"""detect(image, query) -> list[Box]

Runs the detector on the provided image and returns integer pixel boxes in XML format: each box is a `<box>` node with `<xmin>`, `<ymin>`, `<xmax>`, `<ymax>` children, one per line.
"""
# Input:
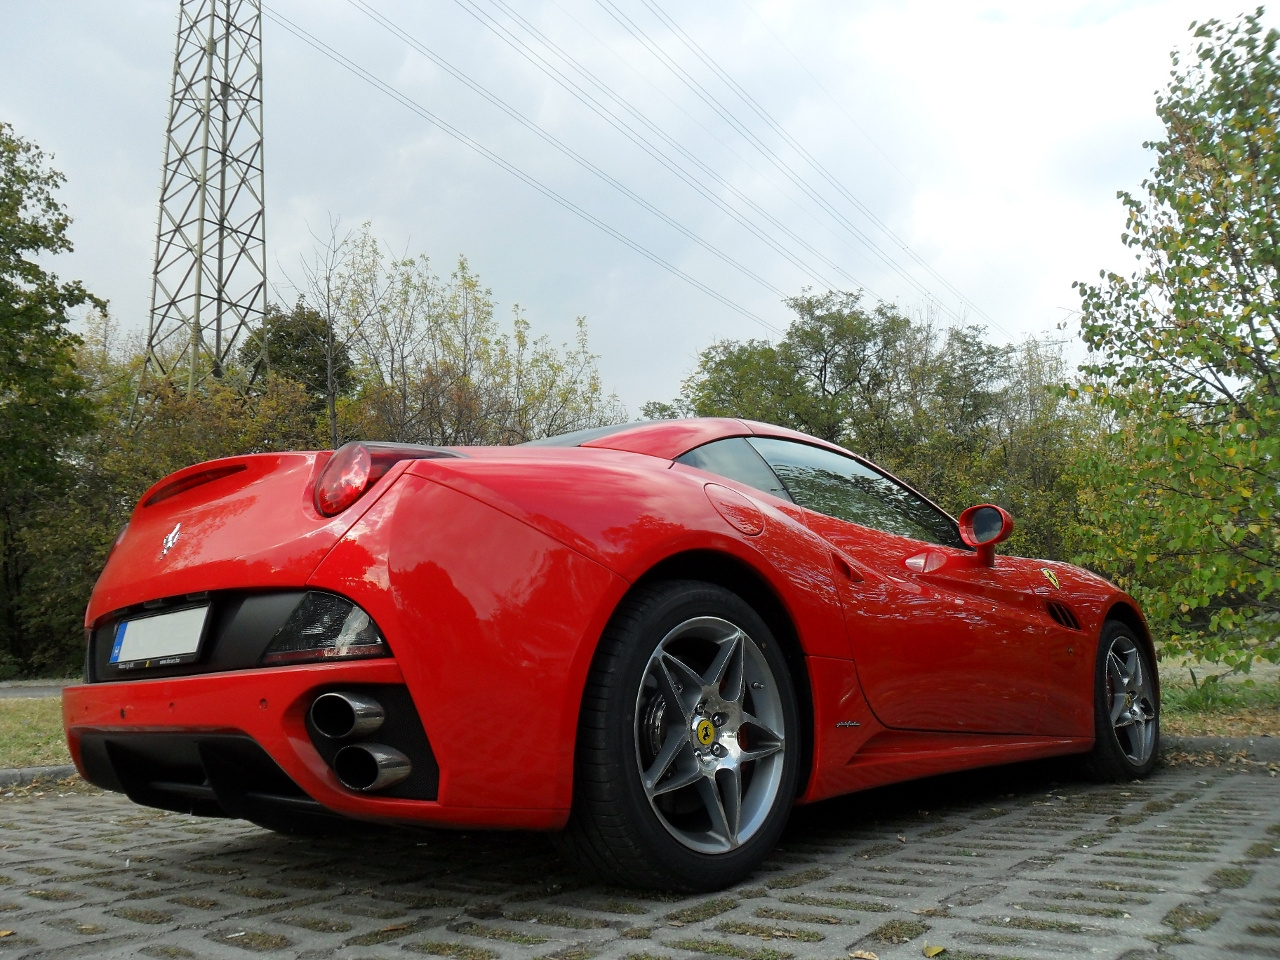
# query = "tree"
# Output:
<box><xmin>0</xmin><ymin>122</ymin><xmax>98</xmax><ymax>676</ymax></box>
<box><xmin>1075</xmin><ymin>11</ymin><xmax>1280</xmax><ymax>670</ymax></box>
<box><xmin>240</xmin><ymin>299</ymin><xmax>355</xmax><ymax>429</ymax></box>
<box><xmin>336</xmin><ymin>225</ymin><xmax>624</xmax><ymax>445</ymax></box>
<box><xmin>19</xmin><ymin>313</ymin><xmax>319</xmax><ymax>675</ymax></box>
<box><xmin>647</xmin><ymin>289</ymin><xmax>1091</xmax><ymax>562</ymax></box>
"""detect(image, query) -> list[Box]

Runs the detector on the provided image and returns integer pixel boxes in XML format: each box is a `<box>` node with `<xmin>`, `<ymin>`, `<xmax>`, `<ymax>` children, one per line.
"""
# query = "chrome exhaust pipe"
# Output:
<box><xmin>310</xmin><ymin>691</ymin><xmax>385</xmax><ymax>739</ymax></box>
<box><xmin>333</xmin><ymin>743</ymin><xmax>412</xmax><ymax>792</ymax></box>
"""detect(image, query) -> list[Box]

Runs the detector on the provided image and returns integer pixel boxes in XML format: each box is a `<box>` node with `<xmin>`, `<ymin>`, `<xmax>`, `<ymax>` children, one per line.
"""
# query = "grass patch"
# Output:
<box><xmin>1162</xmin><ymin>904</ymin><xmax>1220</xmax><ymax>932</ymax></box>
<box><xmin>668</xmin><ymin>937</ymin><xmax>790</xmax><ymax>959</ymax></box>
<box><xmin>1210</xmin><ymin>867</ymin><xmax>1253</xmax><ymax>889</ymax></box>
<box><xmin>278</xmin><ymin>915</ymin><xmax>352</xmax><ymax>933</ymax></box>
<box><xmin>753</xmin><ymin>907</ymin><xmax>843</xmax><ymax>925</ymax></box>
<box><xmin>450</xmin><ymin>922</ymin><xmax>548</xmax><ymax>945</ymax></box>
<box><xmin>407</xmin><ymin>943</ymin><xmax>499</xmax><ymax>960</ymax></box>
<box><xmin>0</xmin><ymin>698</ymin><xmax>70</xmax><ymax>768</ymax></box>
<box><xmin>779</xmin><ymin>894</ymin><xmax>889</xmax><ymax>913</ymax></box>
<box><xmin>763</xmin><ymin>868</ymin><xmax>829</xmax><ymax>889</ymax></box>
<box><xmin>1161</xmin><ymin>676</ymin><xmax>1280</xmax><ymax>736</ymax></box>
<box><xmin>504</xmin><ymin>909</ymin><xmax>609</xmax><ymax>930</ymax></box>
<box><xmin>714</xmin><ymin>921</ymin><xmax>824</xmax><ymax>942</ymax></box>
<box><xmin>979</xmin><ymin>915</ymin><xmax>1083</xmax><ymax>933</ymax></box>
<box><xmin>113</xmin><ymin>907</ymin><xmax>173</xmax><ymax>925</ymax></box>
<box><xmin>866</xmin><ymin>919</ymin><xmax>928</xmax><ymax>943</ymax></box>
<box><xmin>666</xmin><ymin>897</ymin><xmax>738</xmax><ymax>924</ymax></box>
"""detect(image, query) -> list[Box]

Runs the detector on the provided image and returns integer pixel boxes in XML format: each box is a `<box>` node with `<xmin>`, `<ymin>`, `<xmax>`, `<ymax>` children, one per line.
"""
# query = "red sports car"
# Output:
<box><xmin>64</xmin><ymin>418</ymin><xmax>1159</xmax><ymax>890</ymax></box>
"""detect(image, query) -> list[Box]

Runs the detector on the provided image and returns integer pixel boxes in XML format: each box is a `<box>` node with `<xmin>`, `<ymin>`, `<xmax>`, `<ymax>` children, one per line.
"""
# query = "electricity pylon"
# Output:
<box><xmin>143</xmin><ymin>0</ymin><xmax>267</xmax><ymax>394</ymax></box>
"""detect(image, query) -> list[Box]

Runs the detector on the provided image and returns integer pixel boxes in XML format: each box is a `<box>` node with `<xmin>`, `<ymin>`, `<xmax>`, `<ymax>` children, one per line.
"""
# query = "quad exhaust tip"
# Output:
<box><xmin>333</xmin><ymin>743</ymin><xmax>412</xmax><ymax>792</ymax></box>
<box><xmin>310</xmin><ymin>691</ymin><xmax>385</xmax><ymax>739</ymax></box>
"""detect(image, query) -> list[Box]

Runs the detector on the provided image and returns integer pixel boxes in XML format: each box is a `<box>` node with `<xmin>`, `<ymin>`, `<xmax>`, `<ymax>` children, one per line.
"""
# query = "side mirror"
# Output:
<box><xmin>958</xmin><ymin>504</ymin><xmax>1013</xmax><ymax>567</ymax></box>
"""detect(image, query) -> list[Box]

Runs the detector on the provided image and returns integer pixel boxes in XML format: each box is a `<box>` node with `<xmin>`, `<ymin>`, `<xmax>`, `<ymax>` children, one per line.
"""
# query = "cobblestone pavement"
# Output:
<box><xmin>0</xmin><ymin>760</ymin><xmax>1277</xmax><ymax>960</ymax></box>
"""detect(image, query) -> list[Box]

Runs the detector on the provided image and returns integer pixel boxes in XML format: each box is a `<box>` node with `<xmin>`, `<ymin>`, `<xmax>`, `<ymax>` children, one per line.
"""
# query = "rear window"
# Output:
<box><xmin>676</xmin><ymin>438</ymin><xmax>792</xmax><ymax>501</ymax></box>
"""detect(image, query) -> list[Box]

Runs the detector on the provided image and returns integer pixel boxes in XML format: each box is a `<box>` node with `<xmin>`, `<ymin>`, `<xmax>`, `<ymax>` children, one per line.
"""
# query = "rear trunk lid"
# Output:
<box><xmin>87</xmin><ymin>451</ymin><xmax>386</xmax><ymax>626</ymax></box>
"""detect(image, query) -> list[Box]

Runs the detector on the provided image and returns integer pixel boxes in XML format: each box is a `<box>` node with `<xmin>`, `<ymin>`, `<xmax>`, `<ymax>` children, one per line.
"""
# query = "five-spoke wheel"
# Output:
<box><xmin>1085</xmin><ymin>620</ymin><xmax>1160</xmax><ymax>780</ymax></box>
<box><xmin>635</xmin><ymin>616</ymin><xmax>787</xmax><ymax>854</ymax></box>
<box><xmin>563</xmin><ymin>581</ymin><xmax>799</xmax><ymax>890</ymax></box>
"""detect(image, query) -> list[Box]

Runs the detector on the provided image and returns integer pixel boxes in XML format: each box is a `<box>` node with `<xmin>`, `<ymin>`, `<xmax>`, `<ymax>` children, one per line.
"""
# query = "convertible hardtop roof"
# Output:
<box><xmin>525</xmin><ymin>417</ymin><xmax>852</xmax><ymax>462</ymax></box>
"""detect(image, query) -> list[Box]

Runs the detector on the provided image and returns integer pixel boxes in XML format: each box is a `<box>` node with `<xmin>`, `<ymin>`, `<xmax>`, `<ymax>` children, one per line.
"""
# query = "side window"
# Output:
<box><xmin>746</xmin><ymin>437</ymin><xmax>962</xmax><ymax>547</ymax></box>
<box><xmin>675</xmin><ymin>438</ymin><xmax>793</xmax><ymax>502</ymax></box>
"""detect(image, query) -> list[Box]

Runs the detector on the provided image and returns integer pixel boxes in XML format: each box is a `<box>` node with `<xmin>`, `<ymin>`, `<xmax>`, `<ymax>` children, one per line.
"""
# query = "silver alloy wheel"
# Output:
<box><xmin>633</xmin><ymin>616</ymin><xmax>786</xmax><ymax>854</ymax></box>
<box><xmin>1106</xmin><ymin>635</ymin><xmax>1157</xmax><ymax>764</ymax></box>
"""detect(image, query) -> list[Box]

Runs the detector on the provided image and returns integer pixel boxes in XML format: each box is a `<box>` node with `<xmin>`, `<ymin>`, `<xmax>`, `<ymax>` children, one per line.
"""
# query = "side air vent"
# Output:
<box><xmin>1046</xmin><ymin>601</ymin><xmax>1080</xmax><ymax>630</ymax></box>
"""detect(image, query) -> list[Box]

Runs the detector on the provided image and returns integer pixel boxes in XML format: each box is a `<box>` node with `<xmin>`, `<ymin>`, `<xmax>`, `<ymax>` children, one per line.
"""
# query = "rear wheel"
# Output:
<box><xmin>1083</xmin><ymin>620</ymin><xmax>1159</xmax><ymax>780</ymax></box>
<box><xmin>562</xmin><ymin>580</ymin><xmax>800</xmax><ymax>891</ymax></box>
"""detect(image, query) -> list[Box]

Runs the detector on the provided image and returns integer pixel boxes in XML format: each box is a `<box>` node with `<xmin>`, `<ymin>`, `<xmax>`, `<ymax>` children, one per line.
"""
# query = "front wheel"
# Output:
<box><xmin>561</xmin><ymin>580</ymin><xmax>800</xmax><ymax>891</ymax></box>
<box><xmin>1083</xmin><ymin>620</ymin><xmax>1159</xmax><ymax>780</ymax></box>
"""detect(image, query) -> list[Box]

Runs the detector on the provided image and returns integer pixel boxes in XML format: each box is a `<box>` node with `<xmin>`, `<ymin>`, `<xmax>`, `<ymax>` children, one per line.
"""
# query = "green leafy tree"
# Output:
<box><xmin>240</xmin><ymin>299</ymin><xmax>356</xmax><ymax>427</ymax></box>
<box><xmin>1075</xmin><ymin>11</ymin><xmax>1280</xmax><ymax>670</ymax></box>
<box><xmin>0</xmin><ymin>122</ymin><xmax>98</xmax><ymax>676</ymax></box>
<box><xmin>649</xmin><ymin>289</ymin><xmax>1091</xmax><ymax>561</ymax></box>
<box><xmin>19</xmin><ymin>314</ymin><xmax>319</xmax><ymax>675</ymax></box>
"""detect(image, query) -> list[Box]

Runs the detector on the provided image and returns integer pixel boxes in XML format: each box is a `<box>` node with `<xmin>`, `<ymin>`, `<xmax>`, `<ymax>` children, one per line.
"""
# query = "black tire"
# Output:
<box><xmin>1082</xmin><ymin>619</ymin><xmax>1160</xmax><ymax>781</ymax></box>
<box><xmin>560</xmin><ymin>580</ymin><xmax>801</xmax><ymax>891</ymax></box>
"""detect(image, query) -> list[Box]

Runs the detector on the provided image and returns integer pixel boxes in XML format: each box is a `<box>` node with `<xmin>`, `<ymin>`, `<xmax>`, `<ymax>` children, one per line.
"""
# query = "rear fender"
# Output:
<box><xmin>307</xmin><ymin>475</ymin><xmax>627</xmax><ymax>818</ymax></box>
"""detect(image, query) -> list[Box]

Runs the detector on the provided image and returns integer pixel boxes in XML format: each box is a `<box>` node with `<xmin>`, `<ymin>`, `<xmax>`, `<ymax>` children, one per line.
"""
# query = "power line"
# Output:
<box><xmin>592</xmin><ymin>0</ymin><xmax>973</xmax><ymax>325</ymax></box>
<box><xmin>451</xmin><ymin>0</ymin><xmax>883</xmax><ymax>298</ymax></box>
<box><xmin>736</xmin><ymin>0</ymin><xmax>919</xmax><ymax>192</ymax></box>
<box><xmin>261</xmin><ymin>4</ymin><xmax>785</xmax><ymax>336</ymax></box>
<box><xmin>639</xmin><ymin>0</ymin><xmax>998</xmax><ymax>329</ymax></box>
<box><xmin>347</xmin><ymin>0</ymin><xmax>789</xmax><ymax>300</ymax></box>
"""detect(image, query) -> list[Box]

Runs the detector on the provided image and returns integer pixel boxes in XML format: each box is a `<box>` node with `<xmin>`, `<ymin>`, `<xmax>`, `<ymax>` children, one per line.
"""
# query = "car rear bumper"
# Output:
<box><xmin>63</xmin><ymin>660</ymin><xmax>568</xmax><ymax>830</ymax></box>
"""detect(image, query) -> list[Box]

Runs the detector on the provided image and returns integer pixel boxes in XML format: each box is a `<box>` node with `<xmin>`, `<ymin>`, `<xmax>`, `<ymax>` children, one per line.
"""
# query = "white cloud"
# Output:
<box><xmin>1</xmin><ymin>0</ymin><xmax>1272</xmax><ymax>411</ymax></box>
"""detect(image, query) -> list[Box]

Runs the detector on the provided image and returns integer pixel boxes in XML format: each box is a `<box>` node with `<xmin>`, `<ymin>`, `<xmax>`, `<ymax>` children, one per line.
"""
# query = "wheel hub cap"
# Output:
<box><xmin>1106</xmin><ymin>635</ymin><xmax>1157</xmax><ymax>765</ymax></box>
<box><xmin>634</xmin><ymin>616</ymin><xmax>787</xmax><ymax>855</ymax></box>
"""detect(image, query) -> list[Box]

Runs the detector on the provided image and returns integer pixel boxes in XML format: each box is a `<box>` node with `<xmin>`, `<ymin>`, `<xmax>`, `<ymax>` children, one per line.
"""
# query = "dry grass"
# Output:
<box><xmin>0</xmin><ymin>698</ymin><xmax>70</xmax><ymax>769</ymax></box>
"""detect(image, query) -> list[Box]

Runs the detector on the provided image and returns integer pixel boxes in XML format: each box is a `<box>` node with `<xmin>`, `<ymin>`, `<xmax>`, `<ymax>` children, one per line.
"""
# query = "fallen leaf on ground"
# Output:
<box><xmin>923</xmin><ymin>946</ymin><xmax>945</xmax><ymax>958</ymax></box>
<box><xmin>849</xmin><ymin>951</ymin><xmax>878</xmax><ymax>960</ymax></box>
<box><xmin>0</xmin><ymin>932</ymin><xmax>13</xmax><ymax>938</ymax></box>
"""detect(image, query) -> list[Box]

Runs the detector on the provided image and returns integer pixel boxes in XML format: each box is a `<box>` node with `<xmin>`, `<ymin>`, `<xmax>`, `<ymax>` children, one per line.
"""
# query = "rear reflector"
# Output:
<box><xmin>260</xmin><ymin>592</ymin><xmax>389</xmax><ymax>666</ymax></box>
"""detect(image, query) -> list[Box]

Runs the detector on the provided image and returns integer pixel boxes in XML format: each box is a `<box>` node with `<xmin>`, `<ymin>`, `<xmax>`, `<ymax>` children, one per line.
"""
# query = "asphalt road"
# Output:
<box><xmin>0</xmin><ymin>757</ymin><xmax>1276</xmax><ymax>960</ymax></box>
<box><xmin>0</xmin><ymin>683</ymin><xmax>76</xmax><ymax>700</ymax></box>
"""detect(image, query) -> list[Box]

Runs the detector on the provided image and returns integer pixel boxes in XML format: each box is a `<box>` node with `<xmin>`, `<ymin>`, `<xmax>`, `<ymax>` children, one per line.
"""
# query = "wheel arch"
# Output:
<box><xmin>1102</xmin><ymin>600</ymin><xmax>1160</xmax><ymax>701</ymax></box>
<box><xmin>628</xmin><ymin>548</ymin><xmax>815</xmax><ymax>796</ymax></box>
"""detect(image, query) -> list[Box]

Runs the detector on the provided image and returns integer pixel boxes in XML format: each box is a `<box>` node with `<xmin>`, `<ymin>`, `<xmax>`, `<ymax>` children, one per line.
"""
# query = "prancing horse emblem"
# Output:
<box><xmin>1040</xmin><ymin>567</ymin><xmax>1060</xmax><ymax>590</ymax></box>
<box><xmin>162</xmin><ymin>523</ymin><xmax>182</xmax><ymax>558</ymax></box>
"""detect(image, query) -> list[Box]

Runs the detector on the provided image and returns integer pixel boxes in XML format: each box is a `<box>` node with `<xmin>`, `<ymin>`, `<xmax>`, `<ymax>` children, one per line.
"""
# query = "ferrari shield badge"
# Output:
<box><xmin>161</xmin><ymin>523</ymin><xmax>182</xmax><ymax>558</ymax></box>
<box><xmin>1040</xmin><ymin>567</ymin><xmax>1060</xmax><ymax>590</ymax></box>
<box><xmin>696</xmin><ymin>719</ymin><xmax>716</xmax><ymax>745</ymax></box>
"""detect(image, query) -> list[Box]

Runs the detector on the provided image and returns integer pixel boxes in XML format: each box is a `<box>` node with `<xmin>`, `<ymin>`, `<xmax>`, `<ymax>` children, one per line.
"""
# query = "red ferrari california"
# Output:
<box><xmin>64</xmin><ymin>417</ymin><xmax>1159</xmax><ymax>890</ymax></box>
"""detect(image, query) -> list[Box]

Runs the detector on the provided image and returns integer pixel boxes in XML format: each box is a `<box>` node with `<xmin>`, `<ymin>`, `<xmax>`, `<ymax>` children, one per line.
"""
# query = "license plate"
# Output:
<box><xmin>109</xmin><ymin>605</ymin><xmax>210</xmax><ymax>669</ymax></box>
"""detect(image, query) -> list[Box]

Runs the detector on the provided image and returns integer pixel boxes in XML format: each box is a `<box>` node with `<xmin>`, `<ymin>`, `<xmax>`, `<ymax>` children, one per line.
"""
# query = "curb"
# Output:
<box><xmin>1162</xmin><ymin>735</ymin><xmax>1280</xmax><ymax>763</ymax></box>
<box><xmin>0</xmin><ymin>765</ymin><xmax>78</xmax><ymax>789</ymax></box>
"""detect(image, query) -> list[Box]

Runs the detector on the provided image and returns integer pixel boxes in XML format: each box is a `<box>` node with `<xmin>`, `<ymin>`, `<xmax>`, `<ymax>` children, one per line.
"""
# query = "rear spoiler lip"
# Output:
<box><xmin>134</xmin><ymin>444</ymin><xmax>467</xmax><ymax>513</ymax></box>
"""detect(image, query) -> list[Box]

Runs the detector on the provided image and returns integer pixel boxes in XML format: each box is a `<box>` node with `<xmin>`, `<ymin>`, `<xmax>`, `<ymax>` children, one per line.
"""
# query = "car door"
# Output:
<box><xmin>745</xmin><ymin>437</ymin><xmax>1051</xmax><ymax>735</ymax></box>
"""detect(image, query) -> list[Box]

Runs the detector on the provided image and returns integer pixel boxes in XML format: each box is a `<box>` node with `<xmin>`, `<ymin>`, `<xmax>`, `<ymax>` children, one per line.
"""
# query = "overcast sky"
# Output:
<box><xmin>2</xmin><ymin>1</ymin><xmax>1274</xmax><ymax>412</ymax></box>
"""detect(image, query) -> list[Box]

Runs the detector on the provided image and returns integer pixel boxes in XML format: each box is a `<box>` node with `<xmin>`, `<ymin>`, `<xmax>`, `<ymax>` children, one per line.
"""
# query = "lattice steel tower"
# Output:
<box><xmin>145</xmin><ymin>0</ymin><xmax>266</xmax><ymax>392</ymax></box>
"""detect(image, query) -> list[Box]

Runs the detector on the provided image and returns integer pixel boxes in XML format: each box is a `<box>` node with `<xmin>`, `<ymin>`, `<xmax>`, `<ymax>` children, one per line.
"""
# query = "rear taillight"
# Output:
<box><xmin>260</xmin><ymin>592</ymin><xmax>389</xmax><ymax>665</ymax></box>
<box><xmin>313</xmin><ymin>441</ymin><xmax>463</xmax><ymax>516</ymax></box>
<box><xmin>315</xmin><ymin>443</ymin><xmax>373</xmax><ymax>516</ymax></box>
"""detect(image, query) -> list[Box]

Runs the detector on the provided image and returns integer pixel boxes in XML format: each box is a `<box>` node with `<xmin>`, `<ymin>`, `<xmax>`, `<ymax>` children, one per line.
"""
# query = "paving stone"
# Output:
<box><xmin>0</xmin><ymin>761</ymin><xmax>1276</xmax><ymax>958</ymax></box>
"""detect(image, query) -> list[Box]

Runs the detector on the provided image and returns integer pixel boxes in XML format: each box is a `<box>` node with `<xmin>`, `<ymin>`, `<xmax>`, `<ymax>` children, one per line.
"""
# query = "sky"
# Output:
<box><xmin>2</xmin><ymin>1</ymin><xmax>1275</xmax><ymax>413</ymax></box>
